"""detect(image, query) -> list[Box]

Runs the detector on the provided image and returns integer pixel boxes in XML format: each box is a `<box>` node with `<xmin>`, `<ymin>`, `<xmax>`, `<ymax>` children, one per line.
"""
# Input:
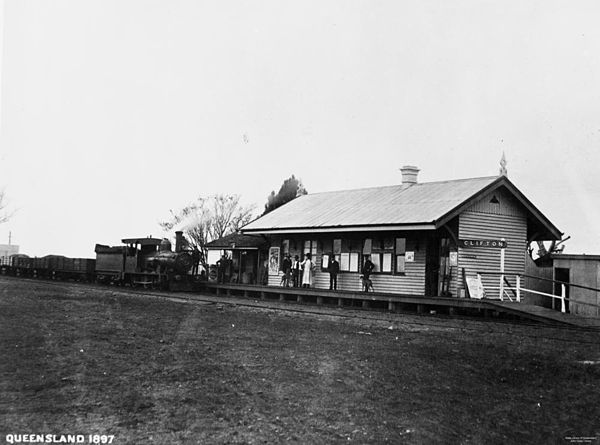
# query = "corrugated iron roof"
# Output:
<box><xmin>243</xmin><ymin>176</ymin><xmax>500</xmax><ymax>231</ymax></box>
<box><xmin>205</xmin><ymin>232</ymin><xmax>268</xmax><ymax>249</ymax></box>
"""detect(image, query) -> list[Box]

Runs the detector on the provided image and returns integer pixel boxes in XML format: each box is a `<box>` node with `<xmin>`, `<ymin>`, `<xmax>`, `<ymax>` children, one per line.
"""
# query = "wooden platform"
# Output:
<box><xmin>201</xmin><ymin>282</ymin><xmax>600</xmax><ymax>329</ymax></box>
<box><xmin>488</xmin><ymin>301</ymin><xmax>600</xmax><ymax>330</ymax></box>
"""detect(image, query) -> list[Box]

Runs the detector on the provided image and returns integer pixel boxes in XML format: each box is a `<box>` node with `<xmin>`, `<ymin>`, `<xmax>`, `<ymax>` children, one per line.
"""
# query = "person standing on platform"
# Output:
<box><xmin>281</xmin><ymin>253</ymin><xmax>292</xmax><ymax>287</ymax></box>
<box><xmin>362</xmin><ymin>255</ymin><xmax>375</xmax><ymax>292</ymax></box>
<box><xmin>292</xmin><ymin>255</ymin><xmax>301</xmax><ymax>287</ymax></box>
<box><xmin>216</xmin><ymin>253</ymin><xmax>227</xmax><ymax>283</ymax></box>
<box><xmin>328</xmin><ymin>255</ymin><xmax>340</xmax><ymax>290</ymax></box>
<box><xmin>191</xmin><ymin>246</ymin><xmax>201</xmax><ymax>276</ymax></box>
<box><xmin>300</xmin><ymin>253</ymin><xmax>314</xmax><ymax>288</ymax></box>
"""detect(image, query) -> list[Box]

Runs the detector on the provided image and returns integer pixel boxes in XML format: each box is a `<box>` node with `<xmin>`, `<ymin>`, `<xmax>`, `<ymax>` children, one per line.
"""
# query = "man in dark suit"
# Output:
<box><xmin>362</xmin><ymin>255</ymin><xmax>375</xmax><ymax>292</ymax></box>
<box><xmin>291</xmin><ymin>255</ymin><xmax>301</xmax><ymax>287</ymax></box>
<box><xmin>328</xmin><ymin>255</ymin><xmax>340</xmax><ymax>290</ymax></box>
<box><xmin>281</xmin><ymin>253</ymin><xmax>292</xmax><ymax>287</ymax></box>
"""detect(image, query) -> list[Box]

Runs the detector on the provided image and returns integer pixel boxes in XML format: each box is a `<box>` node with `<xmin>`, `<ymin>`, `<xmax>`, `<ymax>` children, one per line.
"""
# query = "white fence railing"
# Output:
<box><xmin>475</xmin><ymin>272</ymin><xmax>600</xmax><ymax>315</ymax></box>
<box><xmin>515</xmin><ymin>275</ymin><xmax>567</xmax><ymax>313</ymax></box>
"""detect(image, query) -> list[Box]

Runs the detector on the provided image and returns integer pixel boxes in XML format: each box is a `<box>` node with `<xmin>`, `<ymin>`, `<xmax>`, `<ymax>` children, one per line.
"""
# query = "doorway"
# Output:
<box><xmin>425</xmin><ymin>236</ymin><xmax>440</xmax><ymax>296</ymax></box>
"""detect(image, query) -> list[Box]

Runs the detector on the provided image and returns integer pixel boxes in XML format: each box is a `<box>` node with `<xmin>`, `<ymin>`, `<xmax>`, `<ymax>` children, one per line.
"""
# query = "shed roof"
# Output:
<box><xmin>205</xmin><ymin>232</ymin><xmax>268</xmax><ymax>250</ymax></box>
<box><xmin>242</xmin><ymin>175</ymin><xmax>562</xmax><ymax>240</ymax></box>
<box><xmin>121</xmin><ymin>237</ymin><xmax>163</xmax><ymax>246</ymax></box>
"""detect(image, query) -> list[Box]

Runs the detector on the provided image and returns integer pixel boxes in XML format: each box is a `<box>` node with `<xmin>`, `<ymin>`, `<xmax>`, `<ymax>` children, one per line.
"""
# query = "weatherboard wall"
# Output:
<box><xmin>458</xmin><ymin>187</ymin><xmax>528</xmax><ymax>300</ymax></box>
<box><xmin>267</xmin><ymin>235</ymin><xmax>426</xmax><ymax>295</ymax></box>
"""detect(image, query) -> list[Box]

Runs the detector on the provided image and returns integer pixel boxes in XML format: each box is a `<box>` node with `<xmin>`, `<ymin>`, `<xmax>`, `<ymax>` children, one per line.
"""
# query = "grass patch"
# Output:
<box><xmin>1</xmin><ymin>278</ymin><xmax>599</xmax><ymax>444</ymax></box>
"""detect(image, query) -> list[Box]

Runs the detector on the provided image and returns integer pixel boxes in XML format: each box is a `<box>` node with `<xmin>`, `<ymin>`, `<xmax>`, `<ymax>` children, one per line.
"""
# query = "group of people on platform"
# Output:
<box><xmin>279</xmin><ymin>253</ymin><xmax>314</xmax><ymax>288</ymax></box>
<box><xmin>279</xmin><ymin>252</ymin><xmax>375</xmax><ymax>292</ymax></box>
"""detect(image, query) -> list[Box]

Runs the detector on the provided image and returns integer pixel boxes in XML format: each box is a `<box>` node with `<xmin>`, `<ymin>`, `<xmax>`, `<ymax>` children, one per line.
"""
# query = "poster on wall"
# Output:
<box><xmin>449</xmin><ymin>251</ymin><xmax>458</xmax><ymax>266</ymax></box>
<box><xmin>268</xmin><ymin>247</ymin><xmax>280</xmax><ymax>275</ymax></box>
<box><xmin>321</xmin><ymin>254</ymin><xmax>330</xmax><ymax>272</ymax></box>
<box><xmin>405</xmin><ymin>251</ymin><xmax>415</xmax><ymax>262</ymax></box>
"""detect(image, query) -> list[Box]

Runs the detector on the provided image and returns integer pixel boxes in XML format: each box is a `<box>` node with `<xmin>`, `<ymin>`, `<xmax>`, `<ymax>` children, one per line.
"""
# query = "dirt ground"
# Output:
<box><xmin>1</xmin><ymin>277</ymin><xmax>599</xmax><ymax>444</ymax></box>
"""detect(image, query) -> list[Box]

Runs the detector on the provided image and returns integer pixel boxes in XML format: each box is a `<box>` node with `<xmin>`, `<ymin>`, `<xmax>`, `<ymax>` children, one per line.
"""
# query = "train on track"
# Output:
<box><xmin>0</xmin><ymin>231</ymin><xmax>201</xmax><ymax>290</ymax></box>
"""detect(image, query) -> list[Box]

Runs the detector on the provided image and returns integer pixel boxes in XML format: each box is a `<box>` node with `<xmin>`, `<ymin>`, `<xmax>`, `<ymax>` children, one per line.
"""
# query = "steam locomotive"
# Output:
<box><xmin>3</xmin><ymin>231</ymin><xmax>199</xmax><ymax>290</ymax></box>
<box><xmin>95</xmin><ymin>231</ymin><xmax>196</xmax><ymax>289</ymax></box>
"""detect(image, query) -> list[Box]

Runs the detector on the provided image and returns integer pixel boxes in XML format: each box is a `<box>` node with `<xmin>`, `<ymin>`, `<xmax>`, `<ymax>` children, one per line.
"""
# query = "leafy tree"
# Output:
<box><xmin>263</xmin><ymin>175</ymin><xmax>307</xmax><ymax>215</ymax></box>
<box><xmin>159</xmin><ymin>194</ymin><xmax>255</xmax><ymax>269</ymax></box>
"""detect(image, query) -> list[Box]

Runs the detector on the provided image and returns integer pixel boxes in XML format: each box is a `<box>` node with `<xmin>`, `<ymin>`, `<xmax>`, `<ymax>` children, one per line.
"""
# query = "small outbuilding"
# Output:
<box><xmin>532</xmin><ymin>254</ymin><xmax>600</xmax><ymax>317</ymax></box>
<box><xmin>205</xmin><ymin>232</ymin><xmax>269</xmax><ymax>284</ymax></box>
<box><xmin>241</xmin><ymin>166</ymin><xmax>562</xmax><ymax>299</ymax></box>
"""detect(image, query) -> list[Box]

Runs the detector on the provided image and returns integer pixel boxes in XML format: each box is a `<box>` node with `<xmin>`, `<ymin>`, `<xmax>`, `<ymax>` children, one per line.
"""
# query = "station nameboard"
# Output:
<box><xmin>459</xmin><ymin>239</ymin><xmax>507</xmax><ymax>249</ymax></box>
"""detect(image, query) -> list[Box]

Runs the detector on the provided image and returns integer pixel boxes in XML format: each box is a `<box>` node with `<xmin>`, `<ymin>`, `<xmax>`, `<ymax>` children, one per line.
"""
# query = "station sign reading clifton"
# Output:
<box><xmin>459</xmin><ymin>239</ymin><xmax>507</xmax><ymax>248</ymax></box>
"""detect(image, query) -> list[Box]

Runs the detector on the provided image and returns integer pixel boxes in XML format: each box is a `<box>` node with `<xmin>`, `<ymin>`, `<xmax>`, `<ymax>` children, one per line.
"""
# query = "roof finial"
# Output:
<box><xmin>499</xmin><ymin>152</ymin><xmax>507</xmax><ymax>176</ymax></box>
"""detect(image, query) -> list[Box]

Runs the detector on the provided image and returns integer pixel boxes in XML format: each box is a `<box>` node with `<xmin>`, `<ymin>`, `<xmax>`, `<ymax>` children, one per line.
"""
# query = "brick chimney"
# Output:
<box><xmin>400</xmin><ymin>165</ymin><xmax>420</xmax><ymax>185</ymax></box>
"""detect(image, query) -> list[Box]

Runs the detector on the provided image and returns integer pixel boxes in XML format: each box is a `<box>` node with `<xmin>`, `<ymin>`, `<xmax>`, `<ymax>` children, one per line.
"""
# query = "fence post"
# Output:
<box><xmin>499</xmin><ymin>240</ymin><xmax>505</xmax><ymax>300</ymax></box>
<box><xmin>561</xmin><ymin>284</ymin><xmax>566</xmax><ymax>313</ymax></box>
<box><xmin>516</xmin><ymin>275</ymin><xmax>521</xmax><ymax>303</ymax></box>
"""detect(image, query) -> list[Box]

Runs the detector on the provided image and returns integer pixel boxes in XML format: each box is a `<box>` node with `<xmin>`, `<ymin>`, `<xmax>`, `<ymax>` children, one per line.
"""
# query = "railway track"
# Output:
<box><xmin>4</xmin><ymin>275</ymin><xmax>600</xmax><ymax>342</ymax></box>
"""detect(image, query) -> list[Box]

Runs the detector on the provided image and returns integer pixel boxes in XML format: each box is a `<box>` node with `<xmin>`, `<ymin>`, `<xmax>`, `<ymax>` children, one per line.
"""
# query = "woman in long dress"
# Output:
<box><xmin>300</xmin><ymin>253</ymin><xmax>314</xmax><ymax>288</ymax></box>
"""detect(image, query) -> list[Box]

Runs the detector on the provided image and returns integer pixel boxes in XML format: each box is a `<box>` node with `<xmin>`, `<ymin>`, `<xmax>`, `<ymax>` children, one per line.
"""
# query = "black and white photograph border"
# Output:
<box><xmin>1</xmin><ymin>1</ymin><xmax>600</xmax><ymax>444</ymax></box>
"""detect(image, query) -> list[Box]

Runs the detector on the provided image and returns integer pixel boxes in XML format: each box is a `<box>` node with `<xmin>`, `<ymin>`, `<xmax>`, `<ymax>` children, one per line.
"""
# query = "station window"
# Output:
<box><xmin>367</xmin><ymin>237</ymin><xmax>394</xmax><ymax>273</ymax></box>
<box><xmin>322</xmin><ymin>239</ymin><xmax>343</xmax><ymax>271</ymax></box>
<box><xmin>303</xmin><ymin>240</ymin><xmax>317</xmax><ymax>257</ymax></box>
<box><xmin>339</xmin><ymin>239</ymin><xmax>359</xmax><ymax>272</ymax></box>
<box><xmin>396</xmin><ymin>238</ymin><xmax>406</xmax><ymax>274</ymax></box>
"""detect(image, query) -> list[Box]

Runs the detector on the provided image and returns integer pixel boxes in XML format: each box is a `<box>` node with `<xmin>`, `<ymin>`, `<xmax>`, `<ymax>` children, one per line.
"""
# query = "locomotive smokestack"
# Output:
<box><xmin>175</xmin><ymin>231</ymin><xmax>184</xmax><ymax>253</ymax></box>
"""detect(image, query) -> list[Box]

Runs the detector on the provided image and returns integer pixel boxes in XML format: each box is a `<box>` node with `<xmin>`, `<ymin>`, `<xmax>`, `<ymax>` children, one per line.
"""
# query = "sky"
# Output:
<box><xmin>1</xmin><ymin>0</ymin><xmax>600</xmax><ymax>258</ymax></box>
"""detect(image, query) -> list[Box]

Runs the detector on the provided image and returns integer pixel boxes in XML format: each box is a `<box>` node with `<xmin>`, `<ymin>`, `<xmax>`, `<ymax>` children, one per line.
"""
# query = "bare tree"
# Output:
<box><xmin>159</xmin><ymin>194</ymin><xmax>255</xmax><ymax>269</ymax></box>
<box><xmin>211</xmin><ymin>194</ymin><xmax>255</xmax><ymax>239</ymax></box>
<box><xmin>0</xmin><ymin>189</ymin><xmax>12</xmax><ymax>224</ymax></box>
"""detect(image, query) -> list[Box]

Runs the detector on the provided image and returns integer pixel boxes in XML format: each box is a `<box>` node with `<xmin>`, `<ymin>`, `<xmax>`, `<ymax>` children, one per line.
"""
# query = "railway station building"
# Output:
<box><xmin>240</xmin><ymin>166</ymin><xmax>562</xmax><ymax>300</ymax></box>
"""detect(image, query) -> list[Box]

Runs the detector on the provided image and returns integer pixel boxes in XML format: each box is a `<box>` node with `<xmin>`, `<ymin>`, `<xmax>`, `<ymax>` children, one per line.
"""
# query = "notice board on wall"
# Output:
<box><xmin>465</xmin><ymin>275</ymin><xmax>485</xmax><ymax>299</ymax></box>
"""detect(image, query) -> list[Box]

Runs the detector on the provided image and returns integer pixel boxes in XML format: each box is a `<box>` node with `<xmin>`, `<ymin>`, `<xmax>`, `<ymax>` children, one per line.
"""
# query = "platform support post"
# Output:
<box><xmin>388</xmin><ymin>301</ymin><xmax>396</xmax><ymax>312</ymax></box>
<box><xmin>338</xmin><ymin>298</ymin><xmax>343</xmax><ymax>307</ymax></box>
<box><xmin>516</xmin><ymin>275</ymin><xmax>521</xmax><ymax>303</ymax></box>
<box><xmin>279</xmin><ymin>293</ymin><xmax>284</xmax><ymax>302</ymax></box>
<box><xmin>260</xmin><ymin>291</ymin><xmax>265</xmax><ymax>300</ymax></box>
<box><xmin>243</xmin><ymin>290</ymin><xmax>249</xmax><ymax>298</ymax></box>
<box><xmin>561</xmin><ymin>284</ymin><xmax>566</xmax><ymax>313</ymax></box>
<box><xmin>317</xmin><ymin>296</ymin><xmax>323</xmax><ymax>305</ymax></box>
<box><xmin>448</xmin><ymin>307</ymin><xmax>456</xmax><ymax>316</ymax></box>
<box><xmin>297</xmin><ymin>294</ymin><xmax>303</xmax><ymax>303</ymax></box>
<box><xmin>417</xmin><ymin>304</ymin><xmax>425</xmax><ymax>314</ymax></box>
<box><xmin>362</xmin><ymin>300</ymin><xmax>369</xmax><ymax>309</ymax></box>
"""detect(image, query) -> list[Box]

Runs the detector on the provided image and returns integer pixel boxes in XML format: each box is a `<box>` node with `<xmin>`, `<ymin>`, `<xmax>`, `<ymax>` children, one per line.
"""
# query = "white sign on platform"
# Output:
<box><xmin>465</xmin><ymin>275</ymin><xmax>485</xmax><ymax>299</ymax></box>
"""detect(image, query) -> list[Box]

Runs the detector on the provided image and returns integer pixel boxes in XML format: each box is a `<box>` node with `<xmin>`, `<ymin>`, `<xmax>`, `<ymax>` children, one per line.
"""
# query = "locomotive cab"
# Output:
<box><xmin>121</xmin><ymin>237</ymin><xmax>163</xmax><ymax>275</ymax></box>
